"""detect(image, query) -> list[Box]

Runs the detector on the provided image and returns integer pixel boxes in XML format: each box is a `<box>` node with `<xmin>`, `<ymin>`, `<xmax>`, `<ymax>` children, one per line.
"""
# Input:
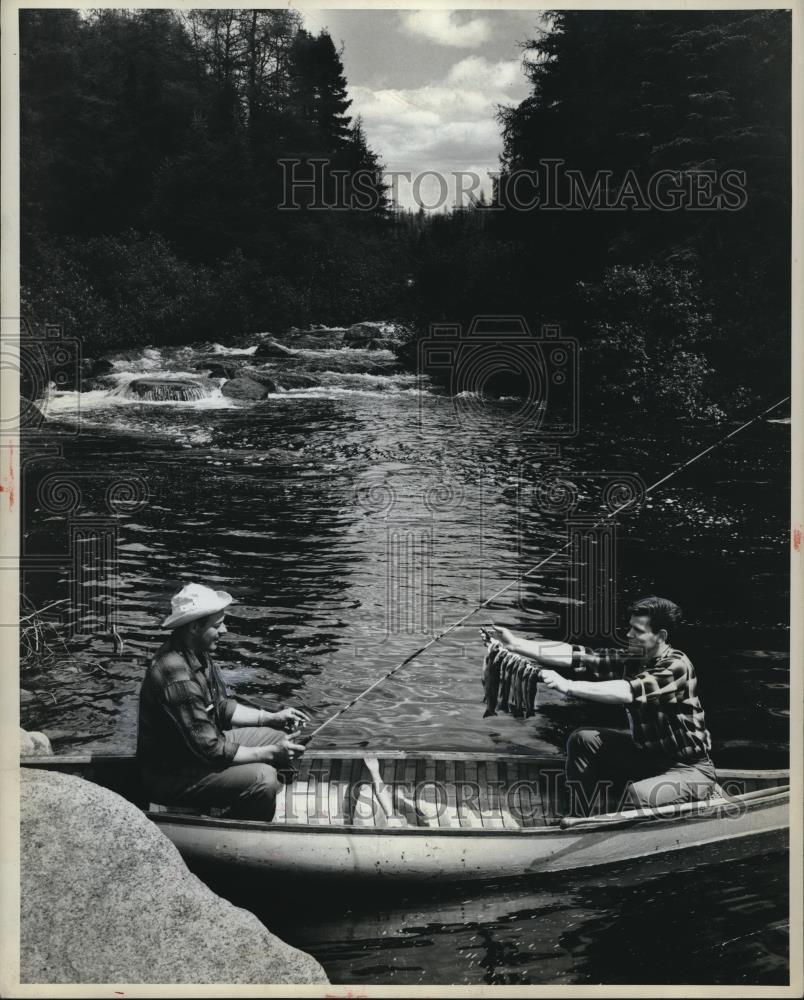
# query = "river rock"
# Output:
<box><xmin>221</xmin><ymin>375</ymin><xmax>276</xmax><ymax>400</ymax></box>
<box><xmin>344</xmin><ymin>321</ymin><xmax>411</xmax><ymax>350</ymax></box>
<box><xmin>21</xmin><ymin>769</ymin><xmax>328</xmax><ymax>984</ymax></box>
<box><xmin>253</xmin><ymin>339</ymin><xmax>297</xmax><ymax>360</ymax></box>
<box><xmin>20</xmin><ymin>728</ymin><xmax>52</xmax><ymax>756</ymax></box>
<box><xmin>125</xmin><ymin>378</ymin><xmax>209</xmax><ymax>402</ymax></box>
<box><xmin>287</xmin><ymin>328</ymin><xmax>348</xmax><ymax>350</ymax></box>
<box><xmin>19</xmin><ymin>398</ymin><xmax>48</xmax><ymax>430</ymax></box>
<box><xmin>240</xmin><ymin>367</ymin><xmax>283</xmax><ymax>390</ymax></box>
<box><xmin>303</xmin><ymin>352</ymin><xmax>402</xmax><ymax>376</ymax></box>
<box><xmin>274</xmin><ymin>372</ymin><xmax>321</xmax><ymax>390</ymax></box>
<box><xmin>87</xmin><ymin>358</ymin><xmax>116</xmax><ymax>378</ymax></box>
<box><xmin>195</xmin><ymin>357</ymin><xmax>250</xmax><ymax>380</ymax></box>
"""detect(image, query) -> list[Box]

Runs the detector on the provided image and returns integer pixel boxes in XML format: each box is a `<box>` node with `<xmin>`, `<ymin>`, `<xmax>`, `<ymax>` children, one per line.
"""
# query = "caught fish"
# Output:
<box><xmin>481</xmin><ymin>632</ymin><xmax>501</xmax><ymax>717</ymax></box>
<box><xmin>480</xmin><ymin>631</ymin><xmax>542</xmax><ymax>719</ymax></box>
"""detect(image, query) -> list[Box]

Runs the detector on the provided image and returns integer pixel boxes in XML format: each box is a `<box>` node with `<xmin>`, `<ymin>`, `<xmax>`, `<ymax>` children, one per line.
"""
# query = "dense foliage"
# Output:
<box><xmin>21</xmin><ymin>8</ymin><xmax>398</xmax><ymax>348</ymax></box>
<box><xmin>408</xmin><ymin>10</ymin><xmax>790</xmax><ymax>417</ymax></box>
<box><xmin>21</xmin><ymin>8</ymin><xmax>790</xmax><ymax>418</ymax></box>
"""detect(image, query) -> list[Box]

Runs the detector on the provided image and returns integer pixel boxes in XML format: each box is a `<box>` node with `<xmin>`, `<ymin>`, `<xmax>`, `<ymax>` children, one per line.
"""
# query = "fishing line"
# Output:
<box><xmin>305</xmin><ymin>394</ymin><xmax>790</xmax><ymax>741</ymax></box>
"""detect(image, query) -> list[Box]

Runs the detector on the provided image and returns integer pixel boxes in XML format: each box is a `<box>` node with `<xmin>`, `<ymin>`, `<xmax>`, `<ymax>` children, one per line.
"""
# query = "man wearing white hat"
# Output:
<box><xmin>137</xmin><ymin>583</ymin><xmax>308</xmax><ymax>820</ymax></box>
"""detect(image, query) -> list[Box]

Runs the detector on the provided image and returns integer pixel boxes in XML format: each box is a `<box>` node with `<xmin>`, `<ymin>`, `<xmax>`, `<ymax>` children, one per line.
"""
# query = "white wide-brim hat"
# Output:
<box><xmin>161</xmin><ymin>583</ymin><xmax>234</xmax><ymax>630</ymax></box>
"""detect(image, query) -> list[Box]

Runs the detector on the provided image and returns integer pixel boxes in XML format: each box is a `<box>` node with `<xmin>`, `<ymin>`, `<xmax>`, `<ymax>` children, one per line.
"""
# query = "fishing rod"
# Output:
<box><xmin>303</xmin><ymin>394</ymin><xmax>791</xmax><ymax>743</ymax></box>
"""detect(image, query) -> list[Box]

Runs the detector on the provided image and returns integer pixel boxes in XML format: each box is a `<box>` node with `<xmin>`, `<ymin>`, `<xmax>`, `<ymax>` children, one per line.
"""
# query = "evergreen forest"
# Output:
<box><xmin>20</xmin><ymin>8</ymin><xmax>791</xmax><ymax>419</ymax></box>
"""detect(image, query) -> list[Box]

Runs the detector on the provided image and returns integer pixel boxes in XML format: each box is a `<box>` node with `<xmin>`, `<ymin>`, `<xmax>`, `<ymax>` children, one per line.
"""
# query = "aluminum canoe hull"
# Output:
<box><xmin>151</xmin><ymin>797</ymin><xmax>788</xmax><ymax>880</ymax></box>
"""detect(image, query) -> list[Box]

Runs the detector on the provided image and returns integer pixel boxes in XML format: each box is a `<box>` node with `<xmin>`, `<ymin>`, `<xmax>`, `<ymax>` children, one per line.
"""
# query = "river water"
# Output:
<box><xmin>20</xmin><ymin>341</ymin><xmax>790</xmax><ymax>985</ymax></box>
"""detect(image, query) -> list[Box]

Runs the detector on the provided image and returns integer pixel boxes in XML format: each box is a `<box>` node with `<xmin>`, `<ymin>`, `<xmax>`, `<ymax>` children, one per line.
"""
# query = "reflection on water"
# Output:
<box><xmin>21</xmin><ymin>343</ymin><xmax>790</xmax><ymax>984</ymax></box>
<box><xmin>203</xmin><ymin>848</ymin><xmax>788</xmax><ymax>986</ymax></box>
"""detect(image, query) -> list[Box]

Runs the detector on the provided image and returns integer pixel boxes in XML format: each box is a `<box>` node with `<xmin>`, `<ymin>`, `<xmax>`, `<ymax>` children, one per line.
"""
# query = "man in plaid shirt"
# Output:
<box><xmin>138</xmin><ymin>583</ymin><xmax>308</xmax><ymax>819</ymax></box>
<box><xmin>490</xmin><ymin>596</ymin><xmax>716</xmax><ymax>816</ymax></box>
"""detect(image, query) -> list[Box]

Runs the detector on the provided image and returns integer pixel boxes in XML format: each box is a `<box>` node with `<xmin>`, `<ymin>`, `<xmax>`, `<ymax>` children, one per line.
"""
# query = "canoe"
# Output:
<box><xmin>20</xmin><ymin>750</ymin><xmax>788</xmax><ymax>881</ymax></box>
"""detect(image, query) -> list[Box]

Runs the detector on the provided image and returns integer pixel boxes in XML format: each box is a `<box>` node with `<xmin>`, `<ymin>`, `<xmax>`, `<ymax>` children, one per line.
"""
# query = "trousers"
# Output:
<box><xmin>163</xmin><ymin>726</ymin><xmax>286</xmax><ymax>821</ymax></box>
<box><xmin>565</xmin><ymin>727</ymin><xmax>717</xmax><ymax>817</ymax></box>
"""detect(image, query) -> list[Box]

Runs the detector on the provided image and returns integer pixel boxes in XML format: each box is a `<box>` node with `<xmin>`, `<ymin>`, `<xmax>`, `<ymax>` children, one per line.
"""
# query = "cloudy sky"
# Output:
<box><xmin>297</xmin><ymin>9</ymin><xmax>546</xmax><ymax>210</ymax></box>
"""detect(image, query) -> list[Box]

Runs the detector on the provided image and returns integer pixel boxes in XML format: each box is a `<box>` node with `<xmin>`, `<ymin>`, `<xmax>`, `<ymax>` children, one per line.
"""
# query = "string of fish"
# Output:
<box><xmin>480</xmin><ymin>628</ymin><xmax>542</xmax><ymax>719</ymax></box>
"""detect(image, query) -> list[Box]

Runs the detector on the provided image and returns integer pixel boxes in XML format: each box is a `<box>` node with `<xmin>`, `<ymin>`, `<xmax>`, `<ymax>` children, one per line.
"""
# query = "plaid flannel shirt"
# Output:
<box><xmin>570</xmin><ymin>644</ymin><xmax>712</xmax><ymax>760</ymax></box>
<box><xmin>137</xmin><ymin>637</ymin><xmax>240</xmax><ymax>778</ymax></box>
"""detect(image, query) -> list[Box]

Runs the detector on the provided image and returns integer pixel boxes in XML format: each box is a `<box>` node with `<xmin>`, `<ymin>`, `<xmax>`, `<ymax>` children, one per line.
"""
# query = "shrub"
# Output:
<box><xmin>577</xmin><ymin>264</ymin><xmax>721</xmax><ymax>420</ymax></box>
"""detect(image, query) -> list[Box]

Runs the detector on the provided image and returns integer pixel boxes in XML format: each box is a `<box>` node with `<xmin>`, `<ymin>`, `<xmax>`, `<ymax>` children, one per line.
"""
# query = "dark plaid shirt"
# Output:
<box><xmin>570</xmin><ymin>644</ymin><xmax>712</xmax><ymax>761</ymax></box>
<box><xmin>137</xmin><ymin>637</ymin><xmax>240</xmax><ymax>781</ymax></box>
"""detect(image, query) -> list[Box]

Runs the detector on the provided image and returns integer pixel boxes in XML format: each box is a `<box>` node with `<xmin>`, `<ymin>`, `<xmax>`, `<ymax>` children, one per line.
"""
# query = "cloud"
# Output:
<box><xmin>350</xmin><ymin>55</ymin><xmax>527</xmax><ymax>169</ymax></box>
<box><xmin>400</xmin><ymin>10</ymin><xmax>491</xmax><ymax>49</ymax></box>
<box><xmin>446</xmin><ymin>55</ymin><xmax>524</xmax><ymax>91</ymax></box>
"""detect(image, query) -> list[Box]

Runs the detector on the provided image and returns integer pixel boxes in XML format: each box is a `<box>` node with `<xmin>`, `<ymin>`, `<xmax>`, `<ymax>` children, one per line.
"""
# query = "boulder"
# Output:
<box><xmin>240</xmin><ymin>367</ymin><xmax>283</xmax><ymax>390</ymax></box>
<box><xmin>344</xmin><ymin>321</ymin><xmax>411</xmax><ymax>350</ymax></box>
<box><xmin>124</xmin><ymin>378</ymin><xmax>210</xmax><ymax>402</ymax></box>
<box><xmin>221</xmin><ymin>375</ymin><xmax>276</xmax><ymax>400</ymax></box>
<box><xmin>21</xmin><ymin>769</ymin><xmax>328</xmax><ymax>984</ymax></box>
<box><xmin>19</xmin><ymin>397</ymin><xmax>48</xmax><ymax>430</ymax></box>
<box><xmin>195</xmin><ymin>358</ymin><xmax>250</xmax><ymax>380</ymax></box>
<box><xmin>83</xmin><ymin>357</ymin><xmax>116</xmax><ymax>379</ymax></box>
<box><xmin>287</xmin><ymin>328</ymin><xmax>347</xmax><ymax>350</ymax></box>
<box><xmin>303</xmin><ymin>353</ymin><xmax>402</xmax><ymax>376</ymax></box>
<box><xmin>274</xmin><ymin>372</ymin><xmax>321</xmax><ymax>390</ymax></box>
<box><xmin>253</xmin><ymin>339</ymin><xmax>296</xmax><ymax>360</ymax></box>
<box><xmin>20</xmin><ymin>728</ymin><xmax>52</xmax><ymax>756</ymax></box>
<box><xmin>78</xmin><ymin>358</ymin><xmax>117</xmax><ymax>391</ymax></box>
<box><xmin>228</xmin><ymin>331</ymin><xmax>276</xmax><ymax>348</ymax></box>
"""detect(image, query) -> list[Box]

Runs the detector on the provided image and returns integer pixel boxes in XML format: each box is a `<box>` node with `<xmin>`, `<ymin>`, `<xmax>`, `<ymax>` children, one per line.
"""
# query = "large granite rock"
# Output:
<box><xmin>21</xmin><ymin>769</ymin><xmax>328</xmax><ymax>984</ymax></box>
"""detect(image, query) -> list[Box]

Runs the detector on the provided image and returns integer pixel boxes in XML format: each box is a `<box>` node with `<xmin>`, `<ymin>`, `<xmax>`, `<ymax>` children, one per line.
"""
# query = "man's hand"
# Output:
<box><xmin>485</xmin><ymin>624</ymin><xmax>519</xmax><ymax>651</ymax></box>
<box><xmin>270</xmin><ymin>707</ymin><xmax>310</xmax><ymax>732</ymax></box>
<box><xmin>232</xmin><ymin>735</ymin><xmax>307</xmax><ymax>767</ymax></box>
<box><xmin>266</xmin><ymin>734</ymin><xmax>307</xmax><ymax>766</ymax></box>
<box><xmin>486</xmin><ymin>629</ymin><xmax>576</xmax><ymax>670</ymax></box>
<box><xmin>540</xmin><ymin>669</ymin><xmax>574</xmax><ymax>696</ymax></box>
